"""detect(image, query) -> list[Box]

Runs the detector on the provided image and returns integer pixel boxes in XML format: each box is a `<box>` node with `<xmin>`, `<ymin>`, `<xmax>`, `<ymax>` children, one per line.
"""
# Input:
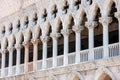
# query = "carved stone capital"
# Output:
<box><xmin>31</xmin><ymin>39</ymin><xmax>39</xmax><ymax>45</ymax></box>
<box><xmin>40</xmin><ymin>36</ymin><xmax>49</xmax><ymax>43</ymax></box>
<box><xmin>0</xmin><ymin>49</ymin><xmax>8</xmax><ymax>54</ymax></box>
<box><xmin>7</xmin><ymin>47</ymin><xmax>15</xmax><ymax>52</ymax></box>
<box><xmin>85</xmin><ymin>21</ymin><xmax>98</xmax><ymax>29</ymax></box>
<box><xmin>72</xmin><ymin>25</ymin><xmax>84</xmax><ymax>33</ymax></box>
<box><xmin>22</xmin><ymin>42</ymin><xmax>30</xmax><ymax>48</ymax></box>
<box><xmin>15</xmin><ymin>44</ymin><xmax>22</xmax><ymax>50</ymax></box>
<box><xmin>115</xmin><ymin>12</ymin><xmax>120</xmax><ymax>21</ymax></box>
<box><xmin>61</xmin><ymin>29</ymin><xmax>72</xmax><ymax>36</ymax></box>
<box><xmin>50</xmin><ymin>33</ymin><xmax>61</xmax><ymax>40</ymax></box>
<box><xmin>99</xmin><ymin>17</ymin><xmax>112</xmax><ymax>26</ymax></box>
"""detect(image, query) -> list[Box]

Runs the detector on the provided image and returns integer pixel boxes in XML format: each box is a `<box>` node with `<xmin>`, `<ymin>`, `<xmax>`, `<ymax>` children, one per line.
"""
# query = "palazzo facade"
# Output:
<box><xmin>0</xmin><ymin>0</ymin><xmax>120</xmax><ymax>80</ymax></box>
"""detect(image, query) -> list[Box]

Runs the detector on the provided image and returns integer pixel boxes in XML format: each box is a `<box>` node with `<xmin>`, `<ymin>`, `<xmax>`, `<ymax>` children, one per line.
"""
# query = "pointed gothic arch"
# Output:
<box><xmin>95</xmin><ymin>67</ymin><xmax>116</xmax><ymax>80</ymax></box>
<box><xmin>65</xmin><ymin>71</ymin><xmax>84</xmax><ymax>80</ymax></box>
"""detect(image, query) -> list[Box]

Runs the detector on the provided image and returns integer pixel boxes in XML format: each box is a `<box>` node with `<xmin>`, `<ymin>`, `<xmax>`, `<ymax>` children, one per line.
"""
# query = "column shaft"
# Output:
<box><xmin>89</xmin><ymin>28</ymin><xmax>94</xmax><ymax>60</ymax></box>
<box><xmin>53</xmin><ymin>38</ymin><xmax>57</xmax><ymax>67</ymax></box>
<box><xmin>118</xmin><ymin>20</ymin><xmax>120</xmax><ymax>55</ymax></box>
<box><xmin>33</xmin><ymin>44</ymin><xmax>38</xmax><ymax>71</ymax></box>
<box><xmin>75</xmin><ymin>32</ymin><xmax>81</xmax><ymax>63</ymax></box>
<box><xmin>23</xmin><ymin>43</ymin><xmax>29</xmax><ymax>73</ymax></box>
<box><xmin>8</xmin><ymin>49</ymin><xmax>14</xmax><ymax>75</ymax></box>
<box><xmin>42</xmin><ymin>42</ymin><xmax>47</xmax><ymax>69</ymax></box>
<box><xmin>64</xmin><ymin>35</ymin><xmax>69</xmax><ymax>66</ymax></box>
<box><xmin>103</xmin><ymin>25</ymin><xmax>109</xmax><ymax>58</ymax></box>
<box><xmin>16</xmin><ymin>48</ymin><xmax>21</xmax><ymax>74</ymax></box>
<box><xmin>1</xmin><ymin>53</ymin><xmax>5</xmax><ymax>77</ymax></box>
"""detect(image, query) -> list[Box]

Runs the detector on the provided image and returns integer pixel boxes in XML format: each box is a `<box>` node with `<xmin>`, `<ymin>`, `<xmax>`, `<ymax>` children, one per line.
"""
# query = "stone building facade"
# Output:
<box><xmin>0</xmin><ymin>0</ymin><xmax>120</xmax><ymax>80</ymax></box>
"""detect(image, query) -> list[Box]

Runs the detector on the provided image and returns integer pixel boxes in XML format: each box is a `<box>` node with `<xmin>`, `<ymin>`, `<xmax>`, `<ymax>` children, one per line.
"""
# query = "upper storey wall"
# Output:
<box><xmin>0</xmin><ymin>0</ymin><xmax>39</xmax><ymax>18</ymax></box>
<box><xmin>0</xmin><ymin>0</ymin><xmax>120</xmax><ymax>49</ymax></box>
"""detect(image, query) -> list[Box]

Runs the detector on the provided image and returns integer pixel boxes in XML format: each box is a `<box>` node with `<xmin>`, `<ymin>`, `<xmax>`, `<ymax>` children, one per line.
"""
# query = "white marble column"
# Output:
<box><xmin>99</xmin><ymin>17</ymin><xmax>112</xmax><ymax>58</ymax></box>
<box><xmin>15</xmin><ymin>44</ymin><xmax>22</xmax><ymax>74</ymax></box>
<box><xmin>31</xmin><ymin>39</ymin><xmax>39</xmax><ymax>71</ymax></box>
<box><xmin>85</xmin><ymin>21</ymin><xmax>97</xmax><ymax>61</ymax></box>
<box><xmin>50</xmin><ymin>33</ymin><xmax>61</xmax><ymax>67</ymax></box>
<box><xmin>61</xmin><ymin>29</ymin><xmax>72</xmax><ymax>66</ymax></box>
<box><xmin>23</xmin><ymin>42</ymin><xmax>29</xmax><ymax>73</ymax></box>
<box><xmin>115</xmin><ymin>12</ymin><xmax>120</xmax><ymax>55</ymax></box>
<box><xmin>40</xmin><ymin>36</ymin><xmax>48</xmax><ymax>69</ymax></box>
<box><xmin>1</xmin><ymin>50</ymin><xmax>7</xmax><ymax>77</ymax></box>
<box><xmin>73</xmin><ymin>26</ymin><xmax>84</xmax><ymax>64</ymax></box>
<box><xmin>8</xmin><ymin>47</ymin><xmax>14</xmax><ymax>75</ymax></box>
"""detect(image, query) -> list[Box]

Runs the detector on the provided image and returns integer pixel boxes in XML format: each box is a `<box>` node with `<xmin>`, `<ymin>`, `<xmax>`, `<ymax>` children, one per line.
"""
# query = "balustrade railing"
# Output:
<box><xmin>80</xmin><ymin>49</ymin><xmax>89</xmax><ymax>62</ymax></box>
<box><xmin>109</xmin><ymin>43</ymin><xmax>119</xmax><ymax>57</ymax></box>
<box><xmin>0</xmin><ymin>42</ymin><xmax>119</xmax><ymax>78</ymax></box>
<box><xmin>19</xmin><ymin>64</ymin><xmax>24</xmax><ymax>74</ymax></box>
<box><xmin>46</xmin><ymin>58</ymin><xmax>53</xmax><ymax>68</ymax></box>
<box><xmin>4</xmin><ymin>68</ymin><xmax>8</xmax><ymax>77</ymax></box>
<box><xmin>68</xmin><ymin>53</ymin><xmax>75</xmax><ymax>64</ymax></box>
<box><xmin>57</xmin><ymin>55</ymin><xmax>64</xmax><ymax>66</ymax></box>
<box><xmin>12</xmin><ymin>66</ymin><xmax>16</xmax><ymax>75</ymax></box>
<box><xmin>37</xmin><ymin>60</ymin><xmax>42</xmax><ymax>70</ymax></box>
<box><xmin>94</xmin><ymin>46</ymin><xmax>103</xmax><ymax>60</ymax></box>
<box><xmin>28</xmin><ymin>62</ymin><xmax>33</xmax><ymax>72</ymax></box>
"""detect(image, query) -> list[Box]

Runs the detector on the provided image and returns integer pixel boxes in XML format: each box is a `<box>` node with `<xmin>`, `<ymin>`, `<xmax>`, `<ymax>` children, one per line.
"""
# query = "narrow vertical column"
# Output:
<box><xmin>1</xmin><ymin>50</ymin><xmax>6</xmax><ymax>77</ymax></box>
<box><xmin>31</xmin><ymin>39</ymin><xmax>39</xmax><ymax>71</ymax></box>
<box><xmin>7</xmin><ymin>47</ymin><xmax>14</xmax><ymax>76</ymax></box>
<box><xmin>61</xmin><ymin>29</ymin><xmax>72</xmax><ymax>66</ymax></box>
<box><xmin>85</xmin><ymin>21</ymin><xmax>97</xmax><ymax>61</ymax></box>
<box><xmin>23</xmin><ymin>42</ymin><xmax>29</xmax><ymax>73</ymax></box>
<box><xmin>15</xmin><ymin>44</ymin><xmax>22</xmax><ymax>74</ymax></box>
<box><xmin>50</xmin><ymin>33</ymin><xmax>60</xmax><ymax>67</ymax></box>
<box><xmin>115</xmin><ymin>12</ymin><xmax>120</xmax><ymax>55</ymax></box>
<box><xmin>40</xmin><ymin>36</ymin><xmax>48</xmax><ymax>69</ymax></box>
<box><xmin>99</xmin><ymin>17</ymin><xmax>112</xmax><ymax>58</ymax></box>
<box><xmin>73</xmin><ymin>26</ymin><xmax>84</xmax><ymax>64</ymax></box>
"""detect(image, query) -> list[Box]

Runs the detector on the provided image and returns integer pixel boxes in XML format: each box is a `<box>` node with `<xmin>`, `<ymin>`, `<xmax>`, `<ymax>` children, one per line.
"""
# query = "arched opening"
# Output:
<box><xmin>109</xmin><ymin>2</ymin><xmax>118</xmax><ymax>44</ymax></box>
<box><xmin>81</xmin><ymin>13</ymin><xmax>88</xmax><ymax>50</ymax></box>
<box><xmin>21</xmin><ymin>47</ymin><xmax>25</xmax><ymax>64</ymax></box>
<box><xmin>66</xmin><ymin>72</ymin><xmax>83</xmax><ymax>80</ymax></box>
<box><xmin>108</xmin><ymin>2</ymin><xmax>119</xmax><ymax>57</ymax></box>
<box><xmin>73</xmin><ymin>76</ymin><xmax>81</xmax><ymax>80</ymax></box>
<box><xmin>57</xmin><ymin>22</ymin><xmax>64</xmax><ymax>66</ymax></box>
<box><xmin>47</xmin><ymin>26</ymin><xmax>53</xmax><ymax>58</ymax></box>
<box><xmin>69</xmin><ymin>17</ymin><xmax>75</xmax><ymax>53</ymax></box>
<box><xmin>94</xmin><ymin>7</ymin><xmax>103</xmax><ymax>60</ymax></box>
<box><xmin>94</xmin><ymin>8</ymin><xmax>102</xmax><ymax>47</ymax></box>
<box><xmin>47</xmin><ymin>26</ymin><xmax>53</xmax><ymax>68</ymax></box>
<box><xmin>29</xmin><ymin>43</ymin><xmax>33</xmax><ymax>62</ymax></box>
<box><xmin>5</xmin><ymin>51</ymin><xmax>9</xmax><ymax>67</ymax></box>
<box><xmin>13</xmin><ymin>49</ymin><xmax>17</xmax><ymax>66</ymax></box>
<box><xmin>0</xmin><ymin>53</ymin><xmax>1</xmax><ymax>69</ymax></box>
